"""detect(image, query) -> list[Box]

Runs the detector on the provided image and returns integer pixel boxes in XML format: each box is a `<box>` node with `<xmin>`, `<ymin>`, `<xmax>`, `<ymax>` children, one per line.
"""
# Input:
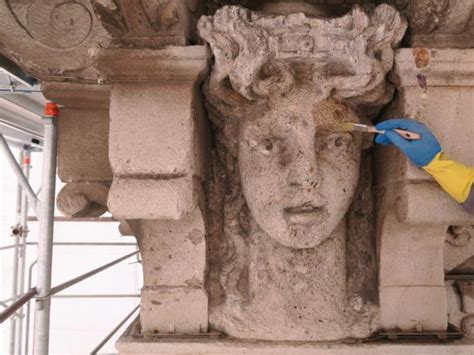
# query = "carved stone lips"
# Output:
<box><xmin>283</xmin><ymin>203</ymin><xmax>328</xmax><ymax>225</ymax></box>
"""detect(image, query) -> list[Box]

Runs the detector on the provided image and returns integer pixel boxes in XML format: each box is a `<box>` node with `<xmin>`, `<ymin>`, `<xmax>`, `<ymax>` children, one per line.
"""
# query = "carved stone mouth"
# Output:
<box><xmin>284</xmin><ymin>204</ymin><xmax>323</xmax><ymax>214</ymax></box>
<box><xmin>283</xmin><ymin>203</ymin><xmax>328</xmax><ymax>225</ymax></box>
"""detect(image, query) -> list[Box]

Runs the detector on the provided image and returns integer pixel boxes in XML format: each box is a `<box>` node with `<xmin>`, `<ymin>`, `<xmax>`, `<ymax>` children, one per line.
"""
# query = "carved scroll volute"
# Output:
<box><xmin>2</xmin><ymin>0</ymin><xmax>110</xmax><ymax>80</ymax></box>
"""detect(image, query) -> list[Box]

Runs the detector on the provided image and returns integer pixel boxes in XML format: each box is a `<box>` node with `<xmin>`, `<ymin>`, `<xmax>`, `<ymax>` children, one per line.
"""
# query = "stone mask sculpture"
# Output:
<box><xmin>199</xmin><ymin>4</ymin><xmax>406</xmax><ymax>341</ymax></box>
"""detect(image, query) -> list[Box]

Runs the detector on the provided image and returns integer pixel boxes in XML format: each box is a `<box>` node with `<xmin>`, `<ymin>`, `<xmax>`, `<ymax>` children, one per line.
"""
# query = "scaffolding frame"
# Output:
<box><xmin>0</xmin><ymin>104</ymin><xmax>140</xmax><ymax>354</ymax></box>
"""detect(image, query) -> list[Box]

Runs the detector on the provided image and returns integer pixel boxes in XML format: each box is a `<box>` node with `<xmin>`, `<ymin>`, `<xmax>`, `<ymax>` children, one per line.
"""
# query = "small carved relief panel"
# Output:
<box><xmin>199</xmin><ymin>4</ymin><xmax>406</xmax><ymax>340</ymax></box>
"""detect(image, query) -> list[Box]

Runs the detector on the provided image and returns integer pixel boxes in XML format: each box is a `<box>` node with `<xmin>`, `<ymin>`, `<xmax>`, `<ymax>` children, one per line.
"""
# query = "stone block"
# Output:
<box><xmin>399</xmin><ymin>184</ymin><xmax>474</xmax><ymax>226</ymax></box>
<box><xmin>379</xmin><ymin>217</ymin><xmax>445</xmax><ymax>287</ymax></box>
<box><xmin>380</xmin><ymin>286</ymin><xmax>447</xmax><ymax>331</ymax></box>
<box><xmin>42</xmin><ymin>82</ymin><xmax>112</xmax><ymax>182</ymax></box>
<box><xmin>140</xmin><ymin>287</ymin><xmax>208</xmax><ymax>335</ymax></box>
<box><xmin>109</xmin><ymin>82</ymin><xmax>201</xmax><ymax>177</ymax></box>
<box><xmin>107</xmin><ymin>177</ymin><xmax>195</xmax><ymax>220</ymax></box>
<box><xmin>129</xmin><ymin>209</ymin><xmax>206</xmax><ymax>287</ymax></box>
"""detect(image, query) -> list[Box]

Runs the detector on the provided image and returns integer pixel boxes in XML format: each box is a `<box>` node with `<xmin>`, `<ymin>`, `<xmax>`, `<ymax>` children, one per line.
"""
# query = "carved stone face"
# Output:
<box><xmin>239</xmin><ymin>98</ymin><xmax>361</xmax><ymax>249</ymax></box>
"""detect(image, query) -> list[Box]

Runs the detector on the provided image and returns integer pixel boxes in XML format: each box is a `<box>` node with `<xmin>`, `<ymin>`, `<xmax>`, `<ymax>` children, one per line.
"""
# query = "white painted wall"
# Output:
<box><xmin>1</xmin><ymin>149</ymin><xmax>143</xmax><ymax>355</ymax></box>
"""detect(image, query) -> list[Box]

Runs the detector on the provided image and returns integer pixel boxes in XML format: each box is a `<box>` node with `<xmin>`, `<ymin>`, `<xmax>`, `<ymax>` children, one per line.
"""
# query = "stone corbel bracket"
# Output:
<box><xmin>93</xmin><ymin>46</ymin><xmax>210</xmax><ymax>220</ymax></box>
<box><xmin>376</xmin><ymin>48</ymin><xmax>474</xmax><ymax>332</ymax></box>
<box><xmin>198</xmin><ymin>4</ymin><xmax>407</xmax><ymax>119</ymax></box>
<box><xmin>93</xmin><ymin>46</ymin><xmax>210</xmax><ymax>335</ymax></box>
<box><xmin>42</xmin><ymin>82</ymin><xmax>112</xmax><ymax>217</ymax></box>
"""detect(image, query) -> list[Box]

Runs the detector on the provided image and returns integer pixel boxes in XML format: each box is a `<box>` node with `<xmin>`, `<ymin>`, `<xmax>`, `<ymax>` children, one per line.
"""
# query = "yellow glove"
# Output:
<box><xmin>423</xmin><ymin>152</ymin><xmax>474</xmax><ymax>203</ymax></box>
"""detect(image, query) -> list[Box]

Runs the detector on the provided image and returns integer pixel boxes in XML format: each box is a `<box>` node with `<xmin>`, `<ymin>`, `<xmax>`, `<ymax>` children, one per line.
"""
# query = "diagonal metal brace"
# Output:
<box><xmin>0</xmin><ymin>134</ymin><xmax>39</xmax><ymax>214</ymax></box>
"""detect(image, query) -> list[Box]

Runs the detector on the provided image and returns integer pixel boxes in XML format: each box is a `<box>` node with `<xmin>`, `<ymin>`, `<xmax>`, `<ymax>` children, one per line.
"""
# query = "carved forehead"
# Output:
<box><xmin>245</xmin><ymin>99</ymin><xmax>360</xmax><ymax>131</ymax></box>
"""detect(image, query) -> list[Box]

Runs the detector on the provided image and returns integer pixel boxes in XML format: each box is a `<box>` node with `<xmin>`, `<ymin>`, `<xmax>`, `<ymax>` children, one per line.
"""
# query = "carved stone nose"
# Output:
<box><xmin>287</xmin><ymin>151</ymin><xmax>319</xmax><ymax>189</ymax></box>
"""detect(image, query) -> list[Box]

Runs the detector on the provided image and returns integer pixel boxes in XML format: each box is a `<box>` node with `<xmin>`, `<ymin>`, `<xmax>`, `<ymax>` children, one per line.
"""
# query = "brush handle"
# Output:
<box><xmin>372</xmin><ymin>128</ymin><xmax>421</xmax><ymax>140</ymax></box>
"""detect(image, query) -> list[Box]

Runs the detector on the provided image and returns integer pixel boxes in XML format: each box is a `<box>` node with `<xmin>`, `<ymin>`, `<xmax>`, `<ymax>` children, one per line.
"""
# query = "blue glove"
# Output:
<box><xmin>375</xmin><ymin>118</ymin><xmax>441</xmax><ymax>167</ymax></box>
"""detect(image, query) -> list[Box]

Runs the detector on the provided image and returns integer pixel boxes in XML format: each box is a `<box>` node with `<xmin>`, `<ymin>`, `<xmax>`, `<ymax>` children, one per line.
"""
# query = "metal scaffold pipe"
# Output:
<box><xmin>9</xmin><ymin>150</ymin><xmax>23</xmax><ymax>355</ymax></box>
<box><xmin>0</xmin><ymin>134</ymin><xmax>39</xmax><ymax>214</ymax></box>
<box><xmin>17</xmin><ymin>147</ymin><xmax>31</xmax><ymax>355</ymax></box>
<box><xmin>32</xmin><ymin>103</ymin><xmax>59</xmax><ymax>355</ymax></box>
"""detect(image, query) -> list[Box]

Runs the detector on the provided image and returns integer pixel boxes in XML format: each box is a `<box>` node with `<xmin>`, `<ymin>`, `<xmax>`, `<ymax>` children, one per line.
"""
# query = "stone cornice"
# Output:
<box><xmin>93</xmin><ymin>46</ymin><xmax>209</xmax><ymax>83</ymax></box>
<box><xmin>390</xmin><ymin>48</ymin><xmax>474</xmax><ymax>88</ymax></box>
<box><xmin>41</xmin><ymin>82</ymin><xmax>111</xmax><ymax>109</ymax></box>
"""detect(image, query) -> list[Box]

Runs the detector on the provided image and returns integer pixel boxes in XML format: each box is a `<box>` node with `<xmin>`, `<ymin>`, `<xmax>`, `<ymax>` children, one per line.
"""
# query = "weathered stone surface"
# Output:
<box><xmin>387</xmin><ymin>0</ymin><xmax>474</xmax><ymax>48</ymax></box>
<box><xmin>108</xmin><ymin>178</ymin><xmax>194</xmax><ymax>220</ymax></box>
<box><xmin>42</xmin><ymin>82</ymin><xmax>112</xmax><ymax>182</ymax></box>
<box><xmin>129</xmin><ymin>208</ymin><xmax>207</xmax><ymax>334</ymax></box>
<box><xmin>0</xmin><ymin>0</ymin><xmax>110</xmax><ymax>81</ymax></box>
<box><xmin>129</xmin><ymin>209</ymin><xmax>206</xmax><ymax>287</ymax></box>
<box><xmin>380</xmin><ymin>286</ymin><xmax>447</xmax><ymax>331</ymax></box>
<box><xmin>198</xmin><ymin>3</ymin><xmax>406</xmax><ymax>341</ymax></box>
<box><xmin>56</xmin><ymin>182</ymin><xmax>109</xmax><ymax>218</ymax></box>
<box><xmin>108</xmin><ymin>82</ymin><xmax>202</xmax><ymax>177</ymax></box>
<box><xmin>140</xmin><ymin>287</ymin><xmax>208</xmax><ymax>335</ymax></box>
<box><xmin>199</xmin><ymin>4</ymin><xmax>406</xmax><ymax>117</ymax></box>
<box><xmin>92</xmin><ymin>0</ymin><xmax>204</xmax><ymax>48</ymax></box>
<box><xmin>379</xmin><ymin>219</ymin><xmax>445</xmax><ymax>287</ymax></box>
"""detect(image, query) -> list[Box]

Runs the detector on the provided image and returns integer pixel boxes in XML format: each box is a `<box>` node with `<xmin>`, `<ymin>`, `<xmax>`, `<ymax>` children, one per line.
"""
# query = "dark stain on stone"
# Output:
<box><xmin>185</xmin><ymin>276</ymin><xmax>202</xmax><ymax>287</ymax></box>
<box><xmin>416</xmin><ymin>74</ymin><xmax>427</xmax><ymax>90</ymax></box>
<box><xmin>413</xmin><ymin>47</ymin><xmax>430</xmax><ymax>68</ymax></box>
<box><xmin>151</xmin><ymin>300</ymin><xmax>161</xmax><ymax>305</ymax></box>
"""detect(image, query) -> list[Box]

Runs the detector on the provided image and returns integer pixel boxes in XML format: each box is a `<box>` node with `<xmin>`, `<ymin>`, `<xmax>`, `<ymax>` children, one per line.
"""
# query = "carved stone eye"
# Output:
<box><xmin>319</xmin><ymin>134</ymin><xmax>351</xmax><ymax>151</ymax></box>
<box><xmin>252</xmin><ymin>137</ymin><xmax>285</xmax><ymax>157</ymax></box>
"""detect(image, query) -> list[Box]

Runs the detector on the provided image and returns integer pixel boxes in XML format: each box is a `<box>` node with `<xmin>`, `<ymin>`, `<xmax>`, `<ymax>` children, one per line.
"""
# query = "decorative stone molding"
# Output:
<box><xmin>92</xmin><ymin>0</ymin><xmax>204</xmax><ymax>48</ymax></box>
<box><xmin>376</xmin><ymin>48</ymin><xmax>474</xmax><ymax>332</ymax></box>
<box><xmin>198</xmin><ymin>4</ymin><xmax>405</xmax><ymax>341</ymax></box>
<box><xmin>386</xmin><ymin>0</ymin><xmax>474</xmax><ymax>49</ymax></box>
<box><xmin>199</xmin><ymin>4</ymin><xmax>406</xmax><ymax>117</ymax></box>
<box><xmin>0</xmin><ymin>0</ymin><xmax>204</xmax><ymax>82</ymax></box>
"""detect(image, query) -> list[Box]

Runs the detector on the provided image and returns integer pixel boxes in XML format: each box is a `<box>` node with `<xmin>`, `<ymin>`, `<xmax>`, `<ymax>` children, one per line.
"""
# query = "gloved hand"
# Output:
<box><xmin>374</xmin><ymin>118</ymin><xmax>441</xmax><ymax>167</ymax></box>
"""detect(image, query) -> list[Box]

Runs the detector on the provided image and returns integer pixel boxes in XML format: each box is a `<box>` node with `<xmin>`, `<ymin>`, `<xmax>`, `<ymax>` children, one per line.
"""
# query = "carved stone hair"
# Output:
<box><xmin>199</xmin><ymin>5</ymin><xmax>407</xmax><ymax>155</ymax></box>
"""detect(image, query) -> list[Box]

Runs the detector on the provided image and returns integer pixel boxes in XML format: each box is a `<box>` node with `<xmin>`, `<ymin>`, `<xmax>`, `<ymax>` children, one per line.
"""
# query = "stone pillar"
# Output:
<box><xmin>375</xmin><ymin>48</ymin><xmax>474</xmax><ymax>332</ymax></box>
<box><xmin>94</xmin><ymin>46</ymin><xmax>210</xmax><ymax>334</ymax></box>
<box><xmin>42</xmin><ymin>82</ymin><xmax>112</xmax><ymax>217</ymax></box>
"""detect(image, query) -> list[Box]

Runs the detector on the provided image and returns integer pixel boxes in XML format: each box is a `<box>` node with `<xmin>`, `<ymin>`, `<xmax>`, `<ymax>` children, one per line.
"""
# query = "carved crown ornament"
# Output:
<box><xmin>198</xmin><ymin>4</ymin><xmax>407</xmax><ymax>118</ymax></box>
